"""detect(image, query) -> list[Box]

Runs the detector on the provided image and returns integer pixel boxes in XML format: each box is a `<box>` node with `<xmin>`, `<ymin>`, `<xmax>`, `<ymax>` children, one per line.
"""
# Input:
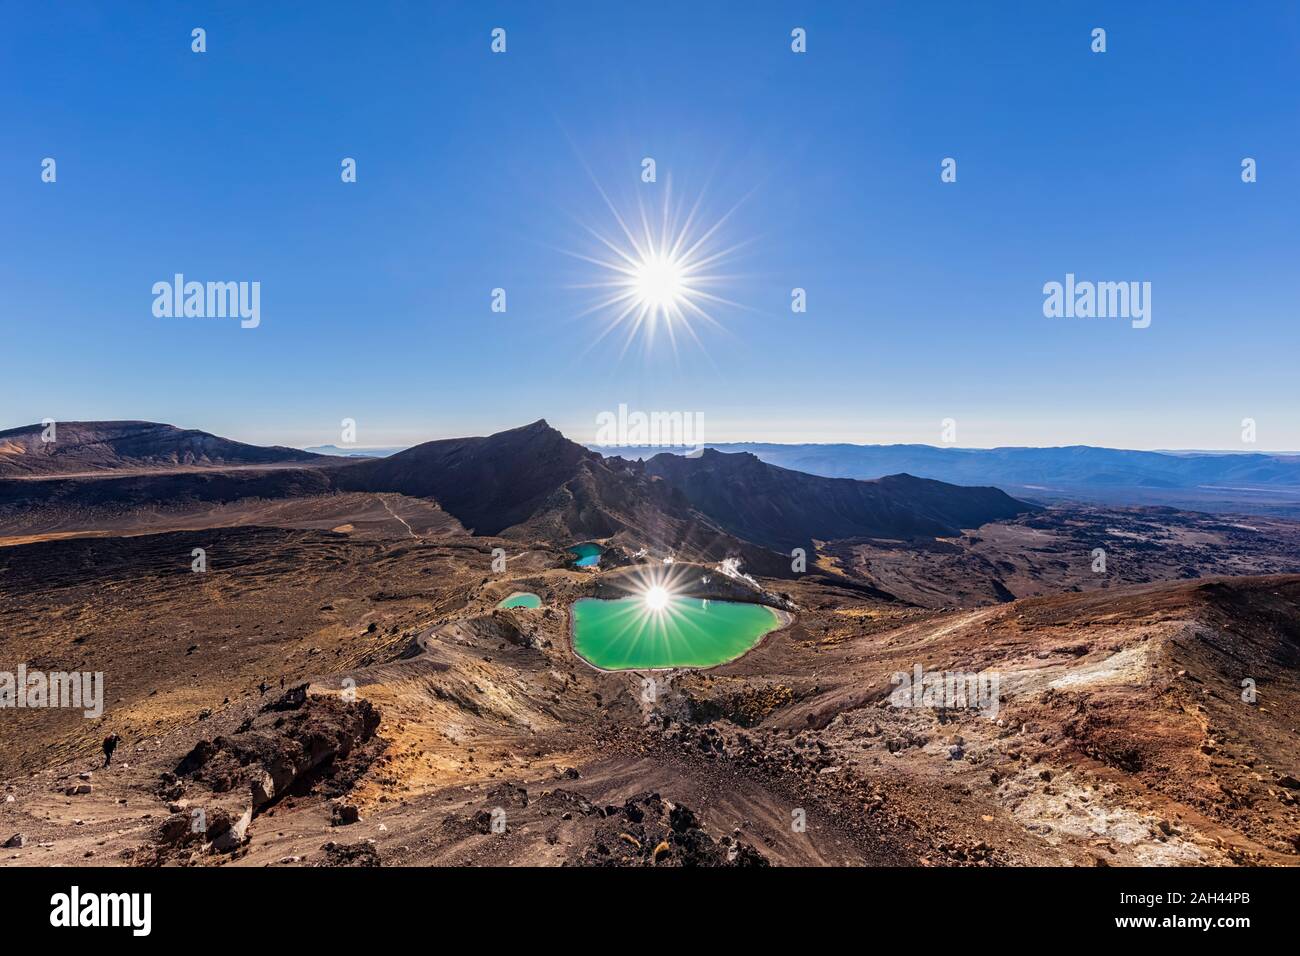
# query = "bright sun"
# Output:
<box><xmin>644</xmin><ymin>585</ymin><xmax>671</xmax><ymax>611</ymax></box>
<box><xmin>564</xmin><ymin>179</ymin><xmax>749</xmax><ymax>357</ymax></box>
<box><xmin>632</xmin><ymin>252</ymin><xmax>686</xmax><ymax>313</ymax></box>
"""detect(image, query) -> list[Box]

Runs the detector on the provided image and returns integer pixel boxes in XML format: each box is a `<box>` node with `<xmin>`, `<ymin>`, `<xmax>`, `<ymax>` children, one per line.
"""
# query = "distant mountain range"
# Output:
<box><xmin>595</xmin><ymin>442</ymin><xmax>1300</xmax><ymax>516</ymax></box>
<box><xmin>0</xmin><ymin>420</ymin><xmax>1038</xmax><ymax>567</ymax></box>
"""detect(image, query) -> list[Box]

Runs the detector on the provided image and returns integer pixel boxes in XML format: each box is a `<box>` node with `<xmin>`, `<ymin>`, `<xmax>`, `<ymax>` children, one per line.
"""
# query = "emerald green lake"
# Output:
<box><xmin>571</xmin><ymin>596</ymin><xmax>782</xmax><ymax>670</ymax></box>
<box><xmin>498</xmin><ymin>592</ymin><xmax>542</xmax><ymax>609</ymax></box>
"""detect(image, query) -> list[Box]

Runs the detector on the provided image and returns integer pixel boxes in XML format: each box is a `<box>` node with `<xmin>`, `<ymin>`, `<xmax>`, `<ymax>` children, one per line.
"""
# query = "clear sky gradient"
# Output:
<box><xmin>2</xmin><ymin>2</ymin><xmax>1297</xmax><ymax>450</ymax></box>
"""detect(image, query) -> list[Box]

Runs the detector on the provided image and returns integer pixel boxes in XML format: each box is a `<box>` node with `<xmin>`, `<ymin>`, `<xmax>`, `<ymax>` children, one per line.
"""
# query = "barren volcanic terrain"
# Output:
<box><xmin>1</xmin><ymin>421</ymin><xmax>1297</xmax><ymax>867</ymax></box>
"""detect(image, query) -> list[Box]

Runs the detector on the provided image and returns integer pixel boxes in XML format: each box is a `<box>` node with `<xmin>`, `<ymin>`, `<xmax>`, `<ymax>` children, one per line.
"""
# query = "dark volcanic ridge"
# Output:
<box><xmin>644</xmin><ymin>447</ymin><xmax>1035</xmax><ymax>552</ymax></box>
<box><xmin>0</xmin><ymin>421</ymin><xmax>327</xmax><ymax>477</ymax></box>
<box><xmin>0</xmin><ymin>421</ymin><xmax>1038</xmax><ymax>574</ymax></box>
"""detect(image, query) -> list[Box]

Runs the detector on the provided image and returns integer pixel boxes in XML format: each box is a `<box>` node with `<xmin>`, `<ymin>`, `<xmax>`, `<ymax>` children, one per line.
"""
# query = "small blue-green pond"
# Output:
<box><xmin>568</xmin><ymin>543</ymin><xmax>603</xmax><ymax>568</ymax></box>
<box><xmin>571</xmin><ymin>596</ymin><xmax>782</xmax><ymax>669</ymax></box>
<box><xmin>497</xmin><ymin>592</ymin><xmax>542</xmax><ymax>609</ymax></box>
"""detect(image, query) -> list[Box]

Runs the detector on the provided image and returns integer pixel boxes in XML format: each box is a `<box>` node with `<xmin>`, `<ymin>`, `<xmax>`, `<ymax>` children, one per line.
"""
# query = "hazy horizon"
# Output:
<box><xmin>7</xmin><ymin>415</ymin><xmax>1299</xmax><ymax>457</ymax></box>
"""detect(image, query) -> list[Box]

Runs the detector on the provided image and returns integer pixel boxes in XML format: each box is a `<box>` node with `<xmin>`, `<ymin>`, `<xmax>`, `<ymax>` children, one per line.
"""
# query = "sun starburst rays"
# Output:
<box><xmin>561</xmin><ymin>179</ymin><xmax>751</xmax><ymax>360</ymax></box>
<box><xmin>599</xmin><ymin>563</ymin><xmax>694</xmax><ymax>656</ymax></box>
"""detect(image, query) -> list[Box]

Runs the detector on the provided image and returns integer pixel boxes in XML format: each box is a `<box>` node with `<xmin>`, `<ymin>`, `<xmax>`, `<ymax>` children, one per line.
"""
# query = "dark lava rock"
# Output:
<box><xmin>174</xmin><ymin>690</ymin><xmax>382</xmax><ymax>810</ymax></box>
<box><xmin>332</xmin><ymin>802</ymin><xmax>362</xmax><ymax>826</ymax></box>
<box><xmin>570</xmin><ymin>792</ymin><xmax>769</xmax><ymax>867</ymax></box>
<box><xmin>317</xmin><ymin>840</ymin><xmax>381</xmax><ymax>867</ymax></box>
<box><xmin>260</xmin><ymin>682</ymin><xmax>309</xmax><ymax>713</ymax></box>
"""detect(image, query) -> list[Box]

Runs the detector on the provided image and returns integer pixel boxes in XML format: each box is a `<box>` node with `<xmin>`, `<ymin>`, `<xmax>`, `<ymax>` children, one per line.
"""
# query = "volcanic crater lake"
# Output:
<box><xmin>568</xmin><ymin>543</ymin><xmax>603</xmax><ymax>567</ymax></box>
<box><xmin>571</xmin><ymin>596</ymin><xmax>784</xmax><ymax>670</ymax></box>
<box><xmin>497</xmin><ymin>592</ymin><xmax>542</xmax><ymax>609</ymax></box>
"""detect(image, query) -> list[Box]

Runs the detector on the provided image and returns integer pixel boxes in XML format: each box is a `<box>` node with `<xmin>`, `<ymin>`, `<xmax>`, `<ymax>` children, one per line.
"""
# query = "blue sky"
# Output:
<box><xmin>2</xmin><ymin>1</ymin><xmax>1297</xmax><ymax>450</ymax></box>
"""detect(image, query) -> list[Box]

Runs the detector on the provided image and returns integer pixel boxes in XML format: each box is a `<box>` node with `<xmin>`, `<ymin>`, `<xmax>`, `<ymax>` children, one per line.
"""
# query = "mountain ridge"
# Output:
<box><xmin>643</xmin><ymin>447</ymin><xmax>1036</xmax><ymax>551</ymax></box>
<box><xmin>0</xmin><ymin>421</ymin><xmax>327</xmax><ymax>477</ymax></box>
<box><xmin>0</xmin><ymin>420</ymin><xmax>1045</xmax><ymax>570</ymax></box>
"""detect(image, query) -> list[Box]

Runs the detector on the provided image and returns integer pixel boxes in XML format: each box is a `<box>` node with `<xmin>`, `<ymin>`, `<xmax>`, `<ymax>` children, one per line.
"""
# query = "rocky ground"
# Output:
<box><xmin>823</xmin><ymin>506</ymin><xmax>1300</xmax><ymax>607</ymax></box>
<box><xmin>1</xmin><ymin>500</ymin><xmax>1298</xmax><ymax>867</ymax></box>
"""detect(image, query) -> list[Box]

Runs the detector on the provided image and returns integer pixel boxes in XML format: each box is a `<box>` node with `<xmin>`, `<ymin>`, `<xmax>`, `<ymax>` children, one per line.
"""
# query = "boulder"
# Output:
<box><xmin>210</xmin><ymin>806</ymin><xmax>253</xmax><ymax>852</ymax></box>
<box><xmin>331</xmin><ymin>802</ymin><xmax>361</xmax><ymax>826</ymax></box>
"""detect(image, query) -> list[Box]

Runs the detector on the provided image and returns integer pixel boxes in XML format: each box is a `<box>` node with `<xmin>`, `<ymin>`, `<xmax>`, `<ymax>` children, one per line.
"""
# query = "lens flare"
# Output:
<box><xmin>644</xmin><ymin>585</ymin><xmax>671</xmax><ymax>611</ymax></box>
<box><xmin>562</xmin><ymin>176</ymin><xmax>753</xmax><ymax>358</ymax></box>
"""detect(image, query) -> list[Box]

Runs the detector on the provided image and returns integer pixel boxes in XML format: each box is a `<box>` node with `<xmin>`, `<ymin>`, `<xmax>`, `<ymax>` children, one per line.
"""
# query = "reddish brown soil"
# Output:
<box><xmin>2</xmin><ymin>498</ymin><xmax>1296</xmax><ymax>866</ymax></box>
